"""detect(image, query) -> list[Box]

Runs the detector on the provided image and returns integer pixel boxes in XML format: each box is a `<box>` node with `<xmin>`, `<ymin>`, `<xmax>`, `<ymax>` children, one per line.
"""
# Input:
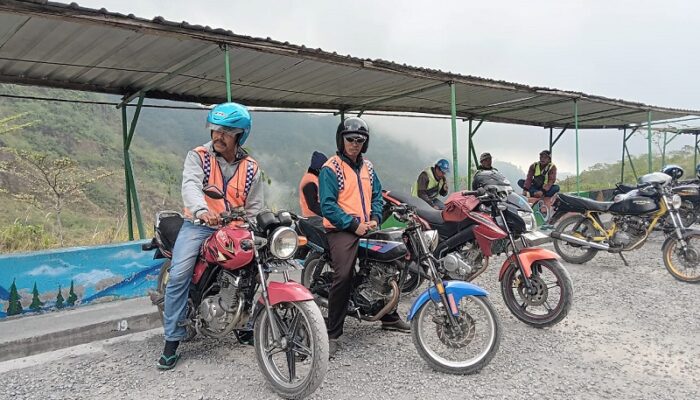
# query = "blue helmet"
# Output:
<box><xmin>435</xmin><ymin>159</ymin><xmax>450</xmax><ymax>173</ymax></box>
<box><xmin>206</xmin><ymin>102</ymin><xmax>251</xmax><ymax>145</ymax></box>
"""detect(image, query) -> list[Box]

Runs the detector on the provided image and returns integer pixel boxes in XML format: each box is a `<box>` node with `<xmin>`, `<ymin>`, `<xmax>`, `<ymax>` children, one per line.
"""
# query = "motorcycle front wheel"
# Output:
<box><xmin>254</xmin><ymin>300</ymin><xmax>329</xmax><ymax>399</ymax></box>
<box><xmin>400</xmin><ymin>261</ymin><xmax>425</xmax><ymax>294</ymax></box>
<box><xmin>411</xmin><ymin>295</ymin><xmax>501</xmax><ymax>375</ymax></box>
<box><xmin>500</xmin><ymin>259</ymin><xmax>573</xmax><ymax>328</ymax></box>
<box><xmin>662</xmin><ymin>233</ymin><xmax>700</xmax><ymax>283</ymax></box>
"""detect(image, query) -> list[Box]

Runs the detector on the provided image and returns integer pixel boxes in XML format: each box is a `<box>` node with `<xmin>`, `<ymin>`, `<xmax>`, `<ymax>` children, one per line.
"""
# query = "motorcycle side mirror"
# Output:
<box><xmin>203</xmin><ymin>185</ymin><xmax>225</xmax><ymax>200</ymax></box>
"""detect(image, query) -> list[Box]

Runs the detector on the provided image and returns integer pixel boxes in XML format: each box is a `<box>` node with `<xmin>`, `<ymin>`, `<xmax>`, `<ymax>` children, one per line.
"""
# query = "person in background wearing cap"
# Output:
<box><xmin>158</xmin><ymin>102</ymin><xmax>264</xmax><ymax>370</ymax></box>
<box><xmin>319</xmin><ymin>117</ymin><xmax>410</xmax><ymax>358</ymax></box>
<box><xmin>518</xmin><ymin>150</ymin><xmax>559</xmax><ymax>198</ymax></box>
<box><xmin>412</xmin><ymin>159</ymin><xmax>450</xmax><ymax>209</ymax></box>
<box><xmin>299</xmin><ymin>151</ymin><xmax>328</xmax><ymax>217</ymax></box>
<box><xmin>472</xmin><ymin>152</ymin><xmax>498</xmax><ymax>190</ymax></box>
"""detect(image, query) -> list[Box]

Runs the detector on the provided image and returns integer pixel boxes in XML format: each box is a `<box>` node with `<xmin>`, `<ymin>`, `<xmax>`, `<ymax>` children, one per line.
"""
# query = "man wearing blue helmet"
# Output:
<box><xmin>158</xmin><ymin>102</ymin><xmax>264</xmax><ymax>370</ymax></box>
<box><xmin>412</xmin><ymin>159</ymin><xmax>450</xmax><ymax>209</ymax></box>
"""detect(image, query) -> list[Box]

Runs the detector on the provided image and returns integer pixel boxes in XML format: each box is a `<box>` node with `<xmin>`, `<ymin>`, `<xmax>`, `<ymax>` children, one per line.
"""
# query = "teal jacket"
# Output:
<box><xmin>319</xmin><ymin>152</ymin><xmax>383</xmax><ymax>232</ymax></box>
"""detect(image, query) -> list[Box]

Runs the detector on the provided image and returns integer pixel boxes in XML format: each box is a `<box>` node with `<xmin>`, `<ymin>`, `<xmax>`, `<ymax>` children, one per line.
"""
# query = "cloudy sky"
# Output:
<box><xmin>77</xmin><ymin>0</ymin><xmax>700</xmax><ymax>174</ymax></box>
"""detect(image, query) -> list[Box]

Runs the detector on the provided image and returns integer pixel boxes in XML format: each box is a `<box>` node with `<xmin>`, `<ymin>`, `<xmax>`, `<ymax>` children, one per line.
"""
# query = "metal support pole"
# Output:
<box><xmin>574</xmin><ymin>100</ymin><xmax>580</xmax><ymax>194</ymax></box>
<box><xmin>662</xmin><ymin>132</ymin><xmax>667</xmax><ymax>167</ymax></box>
<box><xmin>549</xmin><ymin>127</ymin><xmax>553</xmax><ymax>153</ymax></box>
<box><xmin>695</xmin><ymin>134</ymin><xmax>699</xmax><ymax>169</ymax></box>
<box><xmin>647</xmin><ymin>111</ymin><xmax>653</xmax><ymax>173</ymax></box>
<box><xmin>467</xmin><ymin>119</ymin><xmax>473</xmax><ymax>188</ymax></box>
<box><xmin>121</xmin><ymin>107</ymin><xmax>133</xmax><ymax>240</ymax></box>
<box><xmin>224</xmin><ymin>45</ymin><xmax>232</xmax><ymax>102</ymax></box>
<box><xmin>121</xmin><ymin>94</ymin><xmax>146</xmax><ymax>240</ymax></box>
<box><xmin>620</xmin><ymin>129</ymin><xmax>626</xmax><ymax>183</ymax></box>
<box><xmin>450</xmin><ymin>83</ymin><xmax>459</xmax><ymax>189</ymax></box>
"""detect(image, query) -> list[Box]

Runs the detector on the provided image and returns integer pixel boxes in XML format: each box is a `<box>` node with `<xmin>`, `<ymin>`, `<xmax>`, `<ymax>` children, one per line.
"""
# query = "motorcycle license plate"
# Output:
<box><xmin>522</xmin><ymin>231</ymin><xmax>550</xmax><ymax>246</ymax></box>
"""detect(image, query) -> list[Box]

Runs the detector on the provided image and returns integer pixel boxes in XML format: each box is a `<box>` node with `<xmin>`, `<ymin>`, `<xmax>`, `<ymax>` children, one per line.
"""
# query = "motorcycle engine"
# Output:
<box><xmin>611</xmin><ymin>216</ymin><xmax>648</xmax><ymax>248</ymax></box>
<box><xmin>353</xmin><ymin>262</ymin><xmax>399</xmax><ymax>315</ymax></box>
<box><xmin>198</xmin><ymin>271</ymin><xmax>243</xmax><ymax>333</ymax></box>
<box><xmin>439</xmin><ymin>242</ymin><xmax>487</xmax><ymax>281</ymax></box>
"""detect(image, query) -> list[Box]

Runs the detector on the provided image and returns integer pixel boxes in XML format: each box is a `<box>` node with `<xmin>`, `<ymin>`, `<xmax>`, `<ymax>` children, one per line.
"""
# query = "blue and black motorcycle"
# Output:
<box><xmin>299</xmin><ymin>206</ymin><xmax>501</xmax><ymax>374</ymax></box>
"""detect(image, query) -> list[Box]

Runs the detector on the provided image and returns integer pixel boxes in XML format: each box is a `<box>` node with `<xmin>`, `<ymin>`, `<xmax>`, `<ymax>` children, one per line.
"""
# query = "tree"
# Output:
<box><xmin>0</xmin><ymin>112</ymin><xmax>36</xmax><ymax>135</ymax></box>
<box><xmin>0</xmin><ymin>149</ymin><xmax>113</xmax><ymax>245</ymax></box>
<box><xmin>7</xmin><ymin>279</ymin><xmax>23</xmax><ymax>316</ymax></box>
<box><xmin>66</xmin><ymin>280</ymin><xmax>78</xmax><ymax>307</ymax></box>
<box><xmin>55</xmin><ymin>284</ymin><xmax>64</xmax><ymax>309</ymax></box>
<box><xmin>29</xmin><ymin>282</ymin><xmax>44</xmax><ymax>312</ymax></box>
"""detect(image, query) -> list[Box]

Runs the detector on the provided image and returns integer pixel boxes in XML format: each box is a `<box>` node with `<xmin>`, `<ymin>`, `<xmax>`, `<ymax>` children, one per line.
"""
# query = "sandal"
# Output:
<box><xmin>157</xmin><ymin>353</ymin><xmax>181</xmax><ymax>370</ymax></box>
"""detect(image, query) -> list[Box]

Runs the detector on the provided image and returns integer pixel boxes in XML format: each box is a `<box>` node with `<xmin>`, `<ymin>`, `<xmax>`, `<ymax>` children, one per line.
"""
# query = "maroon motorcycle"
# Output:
<box><xmin>144</xmin><ymin>187</ymin><xmax>328</xmax><ymax>399</ymax></box>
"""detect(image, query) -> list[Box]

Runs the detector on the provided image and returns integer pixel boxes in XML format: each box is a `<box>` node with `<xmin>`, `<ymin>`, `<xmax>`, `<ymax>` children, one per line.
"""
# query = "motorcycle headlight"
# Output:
<box><xmin>269</xmin><ymin>227</ymin><xmax>298</xmax><ymax>259</ymax></box>
<box><xmin>517</xmin><ymin>210</ymin><xmax>536</xmax><ymax>232</ymax></box>
<box><xmin>671</xmin><ymin>194</ymin><xmax>682</xmax><ymax>210</ymax></box>
<box><xmin>421</xmin><ymin>230</ymin><xmax>439</xmax><ymax>251</ymax></box>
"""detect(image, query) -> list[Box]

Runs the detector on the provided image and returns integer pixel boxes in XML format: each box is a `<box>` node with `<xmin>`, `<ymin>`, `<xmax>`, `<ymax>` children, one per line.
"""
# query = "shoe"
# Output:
<box><xmin>235</xmin><ymin>329</ymin><xmax>254</xmax><ymax>346</ymax></box>
<box><xmin>328</xmin><ymin>339</ymin><xmax>339</xmax><ymax>359</ymax></box>
<box><xmin>157</xmin><ymin>353</ymin><xmax>180</xmax><ymax>370</ymax></box>
<box><xmin>381</xmin><ymin>319</ymin><xmax>411</xmax><ymax>333</ymax></box>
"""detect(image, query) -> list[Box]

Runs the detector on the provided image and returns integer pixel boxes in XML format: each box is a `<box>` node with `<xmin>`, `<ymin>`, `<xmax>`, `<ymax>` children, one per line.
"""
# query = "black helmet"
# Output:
<box><xmin>336</xmin><ymin>117</ymin><xmax>370</xmax><ymax>153</ymax></box>
<box><xmin>662</xmin><ymin>164</ymin><xmax>684</xmax><ymax>180</ymax></box>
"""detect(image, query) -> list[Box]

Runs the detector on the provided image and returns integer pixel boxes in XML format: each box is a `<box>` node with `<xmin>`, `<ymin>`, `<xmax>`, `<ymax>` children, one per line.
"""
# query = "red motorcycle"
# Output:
<box><xmin>144</xmin><ymin>187</ymin><xmax>328</xmax><ymax>399</ymax></box>
<box><xmin>383</xmin><ymin>173</ymin><xmax>573</xmax><ymax>328</ymax></box>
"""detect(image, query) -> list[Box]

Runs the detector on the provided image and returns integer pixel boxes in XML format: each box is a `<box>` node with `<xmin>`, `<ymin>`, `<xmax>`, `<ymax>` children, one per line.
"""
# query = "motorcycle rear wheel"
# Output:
<box><xmin>552</xmin><ymin>214</ymin><xmax>599</xmax><ymax>264</ymax></box>
<box><xmin>411</xmin><ymin>295</ymin><xmax>501</xmax><ymax>375</ymax></box>
<box><xmin>662</xmin><ymin>234</ymin><xmax>700</xmax><ymax>283</ymax></box>
<box><xmin>254</xmin><ymin>300</ymin><xmax>329</xmax><ymax>399</ymax></box>
<box><xmin>500</xmin><ymin>259</ymin><xmax>573</xmax><ymax>328</ymax></box>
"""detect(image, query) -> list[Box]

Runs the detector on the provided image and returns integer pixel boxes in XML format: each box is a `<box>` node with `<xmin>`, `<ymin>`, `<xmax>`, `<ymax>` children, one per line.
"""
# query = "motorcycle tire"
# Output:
<box><xmin>155</xmin><ymin>260</ymin><xmax>170</xmax><ymax>318</ymax></box>
<box><xmin>661</xmin><ymin>233</ymin><xmax>700</xmax><ymax>283</ymax></box>
<box><xmin>411</xmin><ymin>295</ymin><xmax>501</xmax><ymax>375</ymax></box>
<box><xmin>254</xmin><ymin>300</ymin><xmax>329</xmax><ymax>399</ymax></box>
<box><xmin>400</xmin><ymin>261</ymin><xmax>425</xmax><ymax>294</ymax></box>
<box><xmin>500</xmin><ymin>259</ymin><xmax>574</xmax><ymax>328</ymax></box>
<box><xmin>678</xmin><ymin>201</ymin><xmax>697</xmax><ymax>227</ymax></box>
<box><xmin>552</xmin><ymin>214</ymin><xmax>599</xmax><ymax>264</ymax></box>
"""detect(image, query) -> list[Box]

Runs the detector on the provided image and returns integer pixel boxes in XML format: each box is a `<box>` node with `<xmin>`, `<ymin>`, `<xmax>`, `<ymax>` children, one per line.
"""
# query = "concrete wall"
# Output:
<box><xmin>0</xmin><ymin>241</ymin><xmax>164</xmax><ymax>319</ymax></box>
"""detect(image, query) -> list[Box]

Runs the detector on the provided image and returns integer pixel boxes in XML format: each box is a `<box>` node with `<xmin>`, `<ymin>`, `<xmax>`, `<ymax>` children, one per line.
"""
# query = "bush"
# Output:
<box><xmin>0</xmin><ymin>221</ymin><xmax>55</xmax><ymax>252</ymax></box>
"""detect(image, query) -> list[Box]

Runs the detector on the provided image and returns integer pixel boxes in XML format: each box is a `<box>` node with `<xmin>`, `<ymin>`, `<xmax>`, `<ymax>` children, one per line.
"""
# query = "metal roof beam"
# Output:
<box><xmin>344</xmin><ymin>81</ymin><xmax>448</xmax><ymax>112</ymax></box>
<box><xmin>479</xmin><ymin>97</ymin><xmax>574</xmax><ymax>117</ymax></box>
<box><xmin>117</xmin><ymin>45</ymin><xmax>221</xmax><ymax>108</ymax></box>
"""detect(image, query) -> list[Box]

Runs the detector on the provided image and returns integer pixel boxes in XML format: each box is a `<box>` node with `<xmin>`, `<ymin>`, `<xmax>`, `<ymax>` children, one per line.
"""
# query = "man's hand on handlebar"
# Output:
<box><xmin>198</xmin><ymin>211</ymin><xmax>220</xmax><ymax>226</ymax></box>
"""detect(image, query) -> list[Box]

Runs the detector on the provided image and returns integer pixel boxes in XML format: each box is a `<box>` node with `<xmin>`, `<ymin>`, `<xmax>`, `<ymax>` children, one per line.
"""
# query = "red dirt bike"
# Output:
<box><xmin>383</xmin><ymin>178</ymin><xmax>573</xmax><ymax>328</ymax></box>
<box><xmin>143</xmin><ymin>187</ymin><xmax>328</xmax><ymax>399</ymax></box>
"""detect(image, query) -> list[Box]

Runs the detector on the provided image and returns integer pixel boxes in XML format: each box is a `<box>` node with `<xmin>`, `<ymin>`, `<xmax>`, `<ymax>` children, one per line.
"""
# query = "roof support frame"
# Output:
<box><xmin>466</xmin><ymin>118</ymin><xmax>484</xmax><ymax>189</ymax></box>
<box><xmin>117</xmin><ymin>45</ymin><xmax>222</xmax><ymax>108</ymax></box>
<box><xmin>121</xmin><ymin>93</ymin><xmax>146</xmax><ymax>240</ymax></box>
<box><xmin>620</xmin><ymin>127</ymin><xmax>640</xmax><ymax>183</ymax></box>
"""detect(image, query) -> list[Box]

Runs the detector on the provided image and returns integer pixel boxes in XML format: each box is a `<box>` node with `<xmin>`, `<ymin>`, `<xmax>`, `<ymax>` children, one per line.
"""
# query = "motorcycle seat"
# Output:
<box><xmin>558</xmin><ymin>193</ymin><xmax>613</xmax><ymax>212</ymax></box>
<box><xmin>385</xmin><ymin>190</ymin><xmax>445</xmax><ymax>225</ymax></box>
<box><xmin>297</xmin><ymin>217</ymin><xmax>330</xmax><ymax>251</ymax></box>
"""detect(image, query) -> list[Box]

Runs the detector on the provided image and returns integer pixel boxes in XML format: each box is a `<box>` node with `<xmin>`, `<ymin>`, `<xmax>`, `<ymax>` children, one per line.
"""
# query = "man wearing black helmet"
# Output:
<box><xmin>319</xmin><ymin>117</ymin><xmax>410</xmax><ymax>357</ymax></box>
<box><xmin>518</xmin><ymin>150</ymin><xmax>559</xmax><ymax>198</ymax></box>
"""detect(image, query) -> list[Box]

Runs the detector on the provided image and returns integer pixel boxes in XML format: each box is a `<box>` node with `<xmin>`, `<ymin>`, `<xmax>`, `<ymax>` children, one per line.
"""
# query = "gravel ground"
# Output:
<box><xmin>1</xmin><ymin>233</ymin><xmax>699</xmax><ymax>400</ymax></box>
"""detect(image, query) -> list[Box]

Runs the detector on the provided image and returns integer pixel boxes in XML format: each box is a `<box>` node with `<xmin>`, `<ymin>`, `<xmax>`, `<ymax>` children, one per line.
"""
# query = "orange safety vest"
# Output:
<box><xmin>322</xmin><ymin>155</ymin><xmax>374</xmax><ymax>230</ymax></box>
<box><xmin>185</xmin><ymin>146</ymin><xmax>259</xmax><ymax>217</ymax></box>
<box><xmin>299</xmin><ymin>172</ymin><xmax>320</xmax><ymax>217</ymax></box>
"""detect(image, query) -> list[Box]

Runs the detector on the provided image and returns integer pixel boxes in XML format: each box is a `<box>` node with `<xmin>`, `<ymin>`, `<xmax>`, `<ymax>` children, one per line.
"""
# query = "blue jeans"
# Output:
<box><xmin>517</xmin><ymin>179</ymin><xmax>560</xmax><ymax>197</ymax></box>
<box><xmin>163</xmin><ymin>221</ymin><xmax>216</xmax><ymax>341</ymax></box>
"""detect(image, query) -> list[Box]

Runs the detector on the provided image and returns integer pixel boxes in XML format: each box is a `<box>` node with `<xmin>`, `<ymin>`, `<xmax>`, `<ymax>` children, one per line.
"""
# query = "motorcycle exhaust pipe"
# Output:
<box><xmin>363</xmin><ymin>280</ymin><xmax>400</xmax><ymax>322</ymax></box>
<box><xmin>550</xmin><ymin>231</ymin><xmax>610</xmax><ymax>251</ymax></box>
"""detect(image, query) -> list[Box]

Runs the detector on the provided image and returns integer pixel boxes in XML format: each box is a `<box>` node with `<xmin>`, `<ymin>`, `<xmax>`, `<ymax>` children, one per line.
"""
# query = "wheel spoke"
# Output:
<box><xmin>543</xmin><ymin>300</ymin><xmax>553</xmax><ymax>312</ymax></box>
<box><xmin>293</xmin><ymin>341</ymin><xmax>313</xmax><ymax>357</ymax></box>
<box><xmin>285</xmin><ymin>349</ymin><xmax>297</xmax><ymax>383</ymax></box>
<box><xmin>520</xmin><ymin>301</ymin><xmax>528</xmax><ymax>311</ymax></box>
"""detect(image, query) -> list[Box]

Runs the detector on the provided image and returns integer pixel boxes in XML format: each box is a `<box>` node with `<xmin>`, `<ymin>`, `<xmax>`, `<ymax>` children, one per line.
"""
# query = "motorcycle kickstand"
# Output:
<box><xmin>618</xmin><ymin>253</ymin><xmax>629</xmax><ymax>266</ymax></box>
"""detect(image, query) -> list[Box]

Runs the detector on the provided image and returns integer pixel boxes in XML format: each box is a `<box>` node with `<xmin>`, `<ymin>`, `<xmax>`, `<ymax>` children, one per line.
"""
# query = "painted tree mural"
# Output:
<box><xmin>29</xmin><ymin>282</ymin><xmax>44</xmax><ymax>312</ymax></box>
<box><xmin>55</xmin><ymin>285</ymin><xmax>64</xmax><ymax>309</ymax></box>
<box><xmin>7</xmin><ymin>279</ymin><xmax>23</xmax><ymax>316</ymax></box>
<box><xmin>66</xmin><ymin>280</ymin><xmax>78</xmax><ymax>307</ymax></box>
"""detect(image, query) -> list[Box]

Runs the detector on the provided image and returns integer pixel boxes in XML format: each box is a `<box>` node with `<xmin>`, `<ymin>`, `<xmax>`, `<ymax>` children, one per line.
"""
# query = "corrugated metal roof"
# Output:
<box><xmin>0</xmin><ymin>0</ymin><xmax>698</xmax><ymax>128</ymax></box>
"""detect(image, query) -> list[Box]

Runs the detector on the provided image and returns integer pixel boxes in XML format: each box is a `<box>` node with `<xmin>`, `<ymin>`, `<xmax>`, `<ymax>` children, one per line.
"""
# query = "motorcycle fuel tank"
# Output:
<box><xmin>608</xmin><ymin>195</ymin><xmax>659</xmax><ymax>215</ymax></box>
<box><xmin>358</xmin><ymin>228</ymin><xmax>407</xmax><ymax>262</ymax></box>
